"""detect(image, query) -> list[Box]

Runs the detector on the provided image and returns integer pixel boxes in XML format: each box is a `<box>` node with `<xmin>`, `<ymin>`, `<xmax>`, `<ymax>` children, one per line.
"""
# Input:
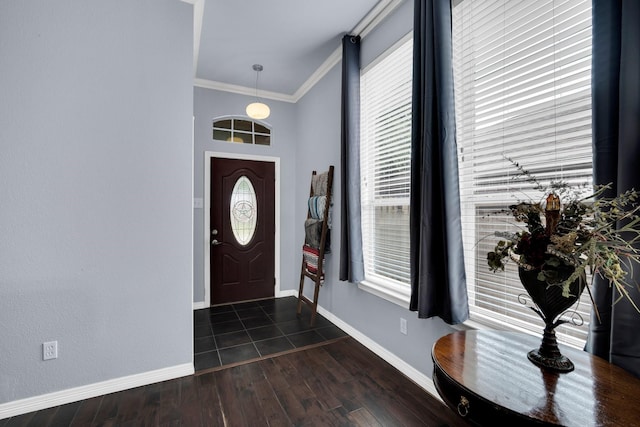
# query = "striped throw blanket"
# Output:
<box><xmin>308</xmin><ymin>196</ymin><xmax>326</xmax><ymax>220</ymax></box>
<box><xmin>302</xmin><ymin>244</ymin><xmax>321</xmax><ymax>275</ymax></box>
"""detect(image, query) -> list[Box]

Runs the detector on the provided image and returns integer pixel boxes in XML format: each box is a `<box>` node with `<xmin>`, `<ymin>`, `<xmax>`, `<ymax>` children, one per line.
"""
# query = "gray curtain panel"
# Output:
<box><xmin>409</xmin><ymin>0</ymin><xmax>468</xmax><ymax>324</ymax></box>
<box><xmin>586</xmin><ymin>0</ymin><xmax>640</xmax><ymax>378</ymax></box>
<box><xmin>339</xmin><ymin>34</ymin><xmax>365</xmax><ymax>283</ymax></box>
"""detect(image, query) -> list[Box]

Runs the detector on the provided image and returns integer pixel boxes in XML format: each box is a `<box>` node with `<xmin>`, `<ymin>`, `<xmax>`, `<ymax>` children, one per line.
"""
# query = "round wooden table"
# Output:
<box><xmin>432</xmin><ymin>330</ymin><xmax>640</xmax><ymax>426</ymax></box>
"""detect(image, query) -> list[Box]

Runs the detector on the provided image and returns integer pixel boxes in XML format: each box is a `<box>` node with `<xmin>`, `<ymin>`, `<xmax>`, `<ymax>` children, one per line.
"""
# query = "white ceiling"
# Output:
<box><xmin>189</xmin><ymin>0</ymin><xmax>403</xmax><ymax>102</ymax></box>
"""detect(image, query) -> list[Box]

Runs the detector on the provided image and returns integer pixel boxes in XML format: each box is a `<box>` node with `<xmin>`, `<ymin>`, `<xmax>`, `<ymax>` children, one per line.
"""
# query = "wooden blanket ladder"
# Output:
<box><xmin>297</xmin><ymin>166</ymin><xmax>334</xmax><ymax>325</ymax></box>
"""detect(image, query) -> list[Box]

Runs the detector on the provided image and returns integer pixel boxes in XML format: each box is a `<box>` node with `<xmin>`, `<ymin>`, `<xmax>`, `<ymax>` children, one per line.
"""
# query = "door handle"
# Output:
<box><xmin>211</xmin><ymin>229</ymin><xmax>221</xmax><ymax>246</ymax></box>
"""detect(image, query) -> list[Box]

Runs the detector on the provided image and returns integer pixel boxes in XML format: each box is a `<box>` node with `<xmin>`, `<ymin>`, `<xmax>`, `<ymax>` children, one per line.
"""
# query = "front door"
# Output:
<box><xmin>210</xmin><ymin>158</ymin><xmax>275</xmax><ymax>305</ymax></box>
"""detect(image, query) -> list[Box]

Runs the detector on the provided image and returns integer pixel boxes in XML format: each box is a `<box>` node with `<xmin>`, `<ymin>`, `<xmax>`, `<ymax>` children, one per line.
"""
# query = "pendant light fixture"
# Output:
<box><xmin>246</xmin><ymin>64</ymin><xmax>270</xmax><ymax>120</ymax></box>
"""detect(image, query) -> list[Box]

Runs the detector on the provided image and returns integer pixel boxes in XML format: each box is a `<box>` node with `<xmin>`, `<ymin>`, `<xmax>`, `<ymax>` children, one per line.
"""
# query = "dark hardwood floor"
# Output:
<box><xmin>2</xmin><ymin>337</ymin><xmax>466</xmax><ymax>427</ymax></box>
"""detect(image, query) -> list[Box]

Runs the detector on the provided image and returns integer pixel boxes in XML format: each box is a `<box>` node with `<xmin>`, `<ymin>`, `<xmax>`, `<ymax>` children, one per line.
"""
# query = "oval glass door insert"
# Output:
<box><xmin>230</xmin><ymin>176</ymin><xmax>257</xmax><ymax>245</ymax></box>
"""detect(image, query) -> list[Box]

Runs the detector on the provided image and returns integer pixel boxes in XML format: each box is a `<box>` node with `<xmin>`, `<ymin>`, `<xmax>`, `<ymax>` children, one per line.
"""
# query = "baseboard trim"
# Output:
<box><xmin>193</xmin><ymin>301</ymin><xmax>207</xmax><ymax>310</ymax></box>
<box><xmin>4</xmin><ymin>294</ymin><xmax>439</xmax><ymax>420</ymax></box>
<box><xmin>277</xmin><ymin>289</ymin><xmax>297</xmax><ymax>298</ymax></box>
<box><xmin>316</xmin><ymin>305</ymin><xmax>442</xmax><ymax>402</ymax></box>
<box><xmin>0</xmin><ymin>363</ymin><xmax>194</xmax><ymax>420</ymax></box>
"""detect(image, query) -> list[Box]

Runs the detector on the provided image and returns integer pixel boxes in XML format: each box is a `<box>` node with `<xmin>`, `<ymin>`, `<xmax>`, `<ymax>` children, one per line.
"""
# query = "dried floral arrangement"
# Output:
<box><xmin>486</xmin><ymin>159</ymin><xmax>640</xmax><ymax>317</ymax></box>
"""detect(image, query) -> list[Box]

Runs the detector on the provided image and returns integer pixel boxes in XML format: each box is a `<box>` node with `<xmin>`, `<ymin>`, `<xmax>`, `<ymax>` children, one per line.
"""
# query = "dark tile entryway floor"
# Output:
<box><xmin>194</xmin><ymin>296</ymin><xmax>348</xmax><ymax>372</ymax></box>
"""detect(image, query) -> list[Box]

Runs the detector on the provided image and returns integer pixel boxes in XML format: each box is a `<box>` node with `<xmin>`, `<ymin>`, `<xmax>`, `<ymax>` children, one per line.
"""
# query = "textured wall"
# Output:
<box><xmin>0</xmin><ymin>0</ymin><xmax>194</xmax><ymax>403</ymax></box>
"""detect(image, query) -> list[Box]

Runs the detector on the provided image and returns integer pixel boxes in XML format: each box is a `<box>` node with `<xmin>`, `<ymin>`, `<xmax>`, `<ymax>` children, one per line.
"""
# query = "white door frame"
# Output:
<box><xmin>203</xmin><ymin>151</ymin><xmax>280</xmax><ymax>307</ymax></box>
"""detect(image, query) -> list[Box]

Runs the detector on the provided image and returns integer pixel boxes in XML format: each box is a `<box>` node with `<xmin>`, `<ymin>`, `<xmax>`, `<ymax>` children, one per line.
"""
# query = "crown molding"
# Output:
<box><xmin>194</xmin><ymin>0</ymin><xmax>405</xmax><ymax>103</ymax></box>
<box><xmin>290</xmin><ymin>47</ymin><xmax>342</xmax><ymax>102</ymax></box>
<box><xmin>290</xmin><ymin>0</ymin><xmax>404</xmax><ymax>102</ymax></box>
<box><xmin>193</xmin><ymin>78</ymin><xmax>296</xmax><ymax>103</ymax></box>
<box><xmin>356</xmin><ymin>0</ymin><xmax>404</xmax><ymax>38</ymax></box>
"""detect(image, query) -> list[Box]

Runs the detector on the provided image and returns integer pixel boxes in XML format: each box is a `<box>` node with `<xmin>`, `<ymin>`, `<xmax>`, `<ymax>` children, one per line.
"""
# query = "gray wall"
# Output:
<box><xmin>193</xmin><ymin>88</ymin><xmax>299</xmax><ymax>302</ymax></box>
<box><xmin>0</xmin><ymin>0</ymin><xmax>194</xmax><ymax>403</ymax></box>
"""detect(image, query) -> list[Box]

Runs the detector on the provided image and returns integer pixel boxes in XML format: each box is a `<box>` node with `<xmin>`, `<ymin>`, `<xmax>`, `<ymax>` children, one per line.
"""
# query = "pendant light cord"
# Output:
<box><xmin>253</xmin><ymin>64</ymin><xmax>263</xmax><ymax>102</ymax></box>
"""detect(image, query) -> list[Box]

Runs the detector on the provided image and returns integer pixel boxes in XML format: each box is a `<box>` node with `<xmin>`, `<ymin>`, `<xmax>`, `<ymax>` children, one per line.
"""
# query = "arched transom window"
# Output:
<box><xmin>212</xmin><ymin>117</ymin><xmax>271</xmax><ymax>146</ymax></box>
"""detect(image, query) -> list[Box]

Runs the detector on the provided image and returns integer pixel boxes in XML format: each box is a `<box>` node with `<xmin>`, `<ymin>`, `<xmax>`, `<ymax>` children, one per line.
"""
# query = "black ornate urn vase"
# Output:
<box><xmin>518</xmin><ymin>267</ymin><xmax>585</xmax><ymax>372</ymax></box>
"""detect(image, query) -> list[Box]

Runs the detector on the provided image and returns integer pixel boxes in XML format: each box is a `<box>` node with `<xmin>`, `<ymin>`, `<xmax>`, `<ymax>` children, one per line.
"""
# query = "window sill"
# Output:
<box><xmin>358</xmin><ymin>279</ymin><xmax>410</xmax><ymax>309</ymax></box>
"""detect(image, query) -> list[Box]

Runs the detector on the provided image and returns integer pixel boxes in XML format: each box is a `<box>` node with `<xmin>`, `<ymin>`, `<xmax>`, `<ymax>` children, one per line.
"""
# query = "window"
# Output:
<box><xmin>213</xmin><ymin>117</ymin><xmax>271</xmax><ymax>146</ymax></box>
<box><xmin>359</xmin><ymin>35</ymin><xmax>413</xmax><ymax>305</ymax></box>
<box><xmin>452</xmin><ymin>0</ymin><xmax>593</xmax><ymax>347</ymax></box>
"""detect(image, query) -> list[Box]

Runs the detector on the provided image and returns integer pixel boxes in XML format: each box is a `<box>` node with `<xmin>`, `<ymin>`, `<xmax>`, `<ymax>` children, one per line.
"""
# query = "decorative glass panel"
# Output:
<box><xmin>230</xmin><ymin>176</ymin><xmax>257</xmax><ymax>245</ymax></box>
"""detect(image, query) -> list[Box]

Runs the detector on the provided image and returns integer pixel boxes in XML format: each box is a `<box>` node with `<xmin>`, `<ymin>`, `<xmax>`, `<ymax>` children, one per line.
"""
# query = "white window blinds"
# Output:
<box><xmin>452</xmin><ymin>0</ymin><xmax>593</xmax><ymax>347</ymax></box>
<box><xmin>360</xmin><ymin>36</ymin><xmax>413</xmax><ymax>291</ymax></box>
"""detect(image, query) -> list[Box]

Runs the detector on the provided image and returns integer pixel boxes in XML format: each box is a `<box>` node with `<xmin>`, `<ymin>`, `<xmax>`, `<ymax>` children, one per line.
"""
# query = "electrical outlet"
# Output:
<box><xmin>43</xmin><ymin>341</ymin><xmax>58</xmax><ymax>360</ymax></box>
<box><xmin>400</xmin><ymin>318</ymin><xmax>408</xmax><ymax>335</ymax></box>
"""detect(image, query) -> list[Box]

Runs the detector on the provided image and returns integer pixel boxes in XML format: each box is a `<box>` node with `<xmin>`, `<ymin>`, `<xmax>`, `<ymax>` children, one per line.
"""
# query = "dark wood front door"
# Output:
<box><xmin>210</xmin><ymin>158</ymin><xmax>275</xmax><ymax>305</ymax></box>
